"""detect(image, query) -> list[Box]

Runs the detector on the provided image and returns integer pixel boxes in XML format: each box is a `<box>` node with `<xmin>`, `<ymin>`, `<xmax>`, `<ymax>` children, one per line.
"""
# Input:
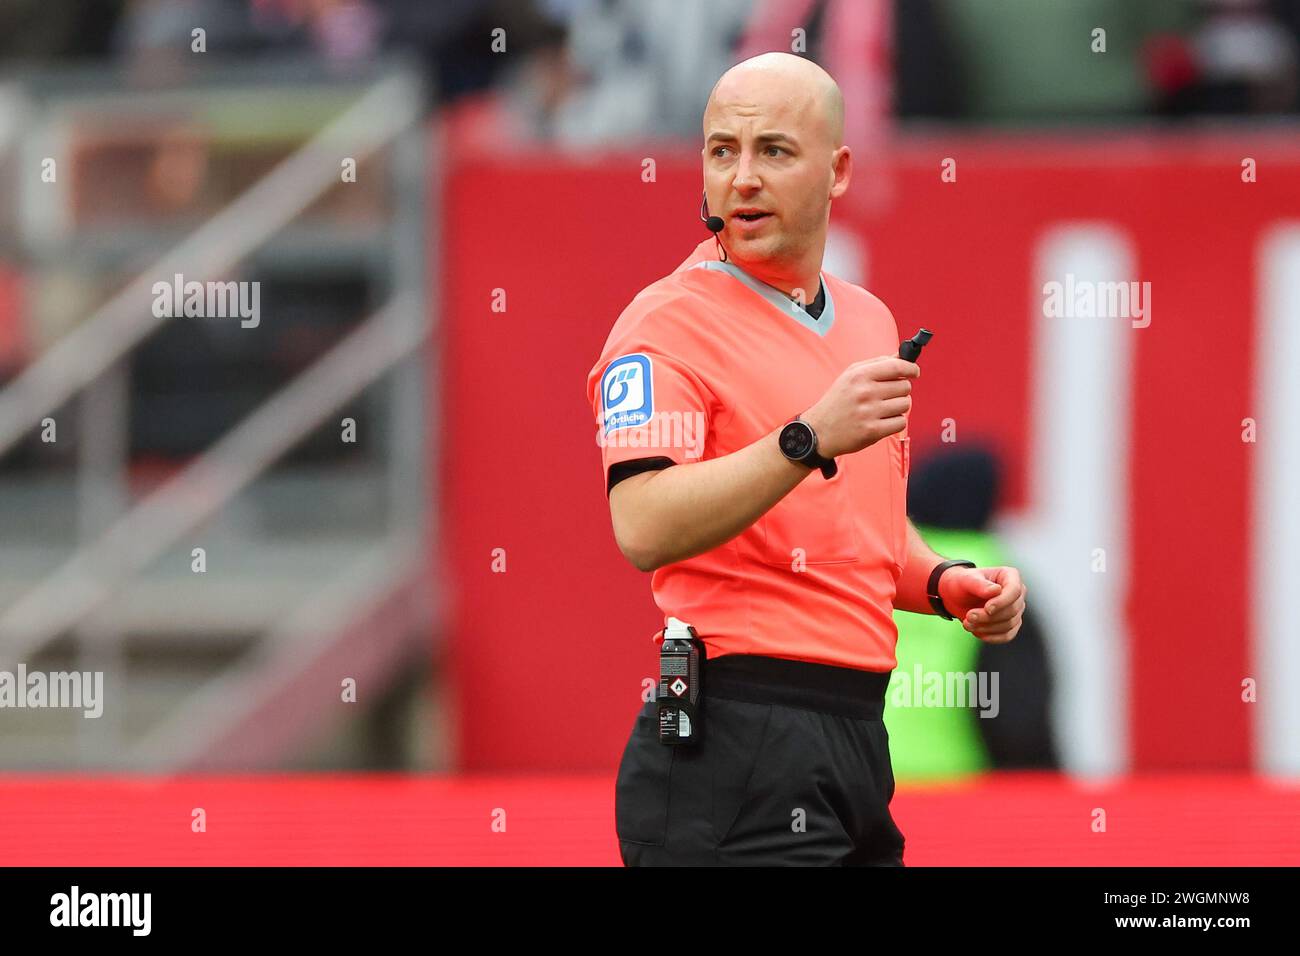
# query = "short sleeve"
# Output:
<box><xmin>586</xmin><ymin>348</ymin><xmax>712</xmax><ymax>491</ymax></box>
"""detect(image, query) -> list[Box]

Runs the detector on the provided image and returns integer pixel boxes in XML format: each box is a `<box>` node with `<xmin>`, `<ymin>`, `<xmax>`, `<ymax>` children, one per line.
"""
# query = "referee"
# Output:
<box><xmin>586</xmin><ymin>53</ymin><xmax>1027</xmax><ymax>866</ymax></box>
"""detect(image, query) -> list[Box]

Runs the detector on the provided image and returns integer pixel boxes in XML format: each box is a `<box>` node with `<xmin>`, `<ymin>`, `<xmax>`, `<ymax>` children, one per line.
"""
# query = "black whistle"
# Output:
<box><xmin>899</xmin><ymin>328</ymin><xmax>933</xmax><ymax>363</ymax></box>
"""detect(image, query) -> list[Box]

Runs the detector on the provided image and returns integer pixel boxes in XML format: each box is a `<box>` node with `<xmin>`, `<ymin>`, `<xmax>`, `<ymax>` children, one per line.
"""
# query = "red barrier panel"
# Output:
<box><xmin>438</xmin><ymin>130</ymin><xmax>1300</xmax><ymax>772</ymax></box>
<box><xmin>0</xmin><ymin>773</ymin><xmax>1295</xmax><ymax>865</ymax></box>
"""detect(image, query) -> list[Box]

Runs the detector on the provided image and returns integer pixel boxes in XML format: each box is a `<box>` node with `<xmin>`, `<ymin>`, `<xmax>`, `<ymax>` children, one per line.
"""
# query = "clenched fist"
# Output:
<box><xmin>938</xmin><ymin>566</ymin><xmax>1028</xmax><ymax>644</ymax></box>
<box><xmin>800</xmin><ymin>356</ymin><xmax>920</xmax><ymax>459</ymax></box>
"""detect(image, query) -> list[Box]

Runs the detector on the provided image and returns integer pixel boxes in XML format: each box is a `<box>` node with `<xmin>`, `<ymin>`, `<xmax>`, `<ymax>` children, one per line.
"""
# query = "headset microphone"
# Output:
<box><xmin>699</xmin><ymin>192</ymin><xmax>728</xmax><ymax>261</ymax></box>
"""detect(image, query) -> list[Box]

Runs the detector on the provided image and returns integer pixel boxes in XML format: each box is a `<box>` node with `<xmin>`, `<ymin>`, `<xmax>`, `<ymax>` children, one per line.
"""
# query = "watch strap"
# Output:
<box><xmin>927</xmin><ymin>559</ymin><xmax>976</xmax><ymax>620</ymax></box>
<box><xmin>793</xmin><ymin>416</ymin><xmax>837</xmax><ymax>479</ymax></box>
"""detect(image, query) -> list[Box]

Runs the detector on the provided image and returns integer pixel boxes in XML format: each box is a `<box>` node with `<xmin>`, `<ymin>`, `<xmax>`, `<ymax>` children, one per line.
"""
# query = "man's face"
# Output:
<box><xmin>702</xmin><ymin>83</ymin><xmax>841</xmax><ymax>280</ymax></box>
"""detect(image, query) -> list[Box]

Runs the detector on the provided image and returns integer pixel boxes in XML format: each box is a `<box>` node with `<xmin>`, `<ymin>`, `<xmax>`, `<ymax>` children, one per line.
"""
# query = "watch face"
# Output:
<box><xmin>780</xmin><ymin>421</ymin><xmax>814</xmax><ymax>460</ymax></box>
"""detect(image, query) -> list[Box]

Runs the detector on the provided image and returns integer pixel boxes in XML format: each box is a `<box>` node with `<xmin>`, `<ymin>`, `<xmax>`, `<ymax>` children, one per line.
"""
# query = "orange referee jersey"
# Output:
<box><xmin>586</xmin><ymin>237</ymin><xmax>909</xmax><ymax>673</ymax></box>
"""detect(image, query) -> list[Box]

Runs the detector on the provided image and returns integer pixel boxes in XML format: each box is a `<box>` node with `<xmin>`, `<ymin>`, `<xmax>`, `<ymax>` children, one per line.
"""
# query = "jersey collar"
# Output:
<box><xmin>688</xmin><ymin>259</ymin><xmax>835</xmax><ymax>338</ymax></box>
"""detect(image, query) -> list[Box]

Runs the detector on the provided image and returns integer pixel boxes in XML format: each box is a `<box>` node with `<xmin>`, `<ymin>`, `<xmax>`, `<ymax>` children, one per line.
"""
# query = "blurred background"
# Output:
<box><xmin>1</xmin><ymin>0</ymin><xmax>1298</xmax><ymax>864</ymax></box>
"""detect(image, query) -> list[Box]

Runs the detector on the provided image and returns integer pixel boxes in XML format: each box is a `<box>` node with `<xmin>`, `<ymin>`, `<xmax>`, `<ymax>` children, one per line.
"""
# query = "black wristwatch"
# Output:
<box><xmin>927</xmin><ymin>559</ymin><xmax>976</xmax><ymax>619</ymax></box>
<box><xmin>778</xmin><ymin>415</ymin><xmax>837</xmax><ymax>479</ymax></box>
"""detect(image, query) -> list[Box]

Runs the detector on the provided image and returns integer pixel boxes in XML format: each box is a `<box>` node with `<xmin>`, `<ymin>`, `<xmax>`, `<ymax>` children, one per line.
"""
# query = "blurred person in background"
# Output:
<box><xmin>1147</xmin><ymin>0</ymin><xmax>1300</xmax><ymax>115</ymax></box>
<box><xmin>111</xmin><ymin>0</ymin><xmax>568</xmax><ymax>106</ymax></box>
<box><xmin>442</xmin><ymin>0</ymin><xmax>758</xmax><ymax>149</ymax></box>
<box><xmin>887</xmin><ymin>447</ymin><xmax>1059</xmax><ymax>781</ymax></box>
<box><xmin>544</xmin><ymin>0</ymin><xmax>756</xmax><ymax>145</ymax></box>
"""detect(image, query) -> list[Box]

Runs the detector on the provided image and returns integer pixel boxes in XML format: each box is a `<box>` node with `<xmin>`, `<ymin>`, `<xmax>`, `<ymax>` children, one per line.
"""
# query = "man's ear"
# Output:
<box><xmin>829</xmin><ymin>145</ymin><xmax>852</xmax><ymax>200</ymax></box>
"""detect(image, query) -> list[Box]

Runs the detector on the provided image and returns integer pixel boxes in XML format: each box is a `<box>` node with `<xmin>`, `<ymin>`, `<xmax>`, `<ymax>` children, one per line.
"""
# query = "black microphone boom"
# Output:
<box><xmin>699</xmin><ymin>191</ymin><xmax>728</xmax><ymax>260</ymax></box>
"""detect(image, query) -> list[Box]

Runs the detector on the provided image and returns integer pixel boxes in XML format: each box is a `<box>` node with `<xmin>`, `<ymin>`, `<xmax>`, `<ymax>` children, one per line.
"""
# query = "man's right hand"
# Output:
<box><xmin>800</xmin><ymin>356</ymin><xmax>919</xmax><ymax>459</ymax></box>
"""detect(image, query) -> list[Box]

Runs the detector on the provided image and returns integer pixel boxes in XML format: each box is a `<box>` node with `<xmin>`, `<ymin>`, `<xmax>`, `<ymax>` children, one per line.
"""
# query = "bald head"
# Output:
<box><xmin>704</xmin><ymin>52</ymin><xmax>844</xmax><ymax>149</ymax></box>
<box><xmin>699</xmin><ymin>52</ymin><xmax>852</xmax><ymax>293</ymax></box>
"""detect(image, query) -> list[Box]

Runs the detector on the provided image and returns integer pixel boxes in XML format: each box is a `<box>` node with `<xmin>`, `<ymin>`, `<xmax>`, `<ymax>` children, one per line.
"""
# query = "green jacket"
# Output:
<box><xmin>885</xmin><ymin>526</ymin><xmax>1009</xmax><ymax>781</ymax></box>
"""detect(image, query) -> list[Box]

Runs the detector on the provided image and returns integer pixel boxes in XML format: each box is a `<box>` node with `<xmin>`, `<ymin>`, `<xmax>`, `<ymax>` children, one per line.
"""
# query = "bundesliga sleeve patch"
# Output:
<box><xmin>601</xmin><ymin>353</ymin><xmax>654</xmax><ymax>434</ymax></box>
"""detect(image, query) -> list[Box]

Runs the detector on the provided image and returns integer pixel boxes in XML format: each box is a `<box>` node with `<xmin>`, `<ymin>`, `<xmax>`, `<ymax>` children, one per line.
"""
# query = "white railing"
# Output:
<box><xmin>0</xmin><ymin>64</ymin><xmax>436</xmax><ymax>769</ymax></box>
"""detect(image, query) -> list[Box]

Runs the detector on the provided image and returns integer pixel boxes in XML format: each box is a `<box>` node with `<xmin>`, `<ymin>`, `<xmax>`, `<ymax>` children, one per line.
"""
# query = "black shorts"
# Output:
<box><xmin>615</xmin><ymin>653</ymin><xmax>906</xmax><ymax>866</ymax></box>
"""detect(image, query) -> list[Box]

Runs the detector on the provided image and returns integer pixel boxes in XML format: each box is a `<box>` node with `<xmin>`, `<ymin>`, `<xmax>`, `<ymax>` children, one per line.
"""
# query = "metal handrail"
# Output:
<box><xmin>0</xmin><ymin>70</ymin><xmax>421</xmax><ymax>456</ymax></box>
<box><xmin>0</xmin><ymin>67</ymin><xmax>431</xmax><ymax>770</ymax></box>
<box><xmin>0</xmin><ymin>294</ymin><xmax>424</xmax><ymax>662</ymax></box>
